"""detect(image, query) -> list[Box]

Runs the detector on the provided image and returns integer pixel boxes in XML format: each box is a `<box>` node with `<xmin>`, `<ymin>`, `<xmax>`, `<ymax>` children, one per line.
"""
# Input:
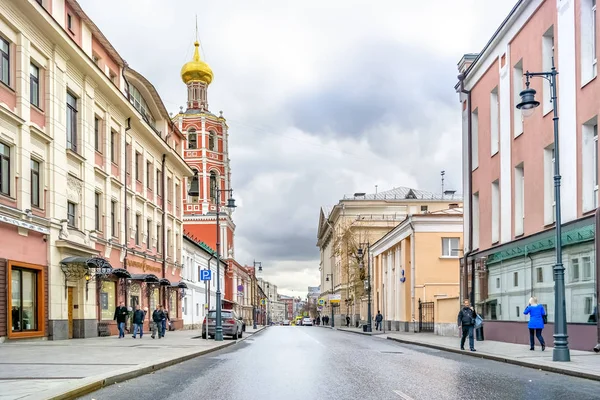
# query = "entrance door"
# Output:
<box><xmin>67</xmin><ymin>287</ymin><xmax>74</xmax><ymax>339</ymax></box>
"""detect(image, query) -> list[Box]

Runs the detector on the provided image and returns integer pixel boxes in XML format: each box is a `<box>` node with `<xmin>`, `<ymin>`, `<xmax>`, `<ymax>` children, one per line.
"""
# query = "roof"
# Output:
<box><xmin>341</xmin><ymin>186</ymin><xmax>463</xmax><ymax>201</ymax></box>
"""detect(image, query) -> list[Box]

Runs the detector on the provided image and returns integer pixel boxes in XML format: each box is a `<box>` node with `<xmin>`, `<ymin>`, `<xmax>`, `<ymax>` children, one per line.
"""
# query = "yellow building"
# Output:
<box><xmin>371</xmin><ymin>207</ymin><xmax>463</xmax><ymax>336</ymax></box>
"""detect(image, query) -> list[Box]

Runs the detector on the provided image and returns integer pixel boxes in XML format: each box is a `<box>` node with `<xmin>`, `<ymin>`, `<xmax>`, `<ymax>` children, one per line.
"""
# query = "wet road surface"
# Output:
<box><xmin>79</xmin><ymin>326</ymin><xmax>600</xmax><ymax>400</ymax></box>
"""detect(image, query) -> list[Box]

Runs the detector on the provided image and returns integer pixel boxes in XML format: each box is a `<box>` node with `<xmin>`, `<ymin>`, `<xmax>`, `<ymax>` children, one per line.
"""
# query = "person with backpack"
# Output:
<box><xmin>524</xmin><ymin>297</ymin><xmax>546</xmax><ymax>351</ymax></box>
<box><xmin>457</xmin><ymin>299</ymin><xmax>477</xmax><ymax>351</ymax></box>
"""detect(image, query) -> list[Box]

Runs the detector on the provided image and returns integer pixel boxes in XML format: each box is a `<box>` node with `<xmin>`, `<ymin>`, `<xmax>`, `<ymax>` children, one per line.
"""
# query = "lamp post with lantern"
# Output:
<box><xmin>326</xmin><ymin>273</ymin><xmax>334</xmax><ymax>327</ymax></box>
<box><xmin>358</xmin><ymin>242</ymin><xmax>372</xmax><ymax>332</ymax></box>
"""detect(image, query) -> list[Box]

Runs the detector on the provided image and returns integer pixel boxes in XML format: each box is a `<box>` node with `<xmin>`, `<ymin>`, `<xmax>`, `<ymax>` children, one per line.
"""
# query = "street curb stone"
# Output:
<box><xmin>44</xmin><ymin>326</ymin><xmax>268</xmax><ymax>400</ymax></box>
<box><xmin>386</xmin><ymin>336</ymin><xmax>600</xmax><ymax>383</ymax></box>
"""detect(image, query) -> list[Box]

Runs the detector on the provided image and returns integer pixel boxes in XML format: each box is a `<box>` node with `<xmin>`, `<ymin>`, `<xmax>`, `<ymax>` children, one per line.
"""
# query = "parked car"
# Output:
<box><xmin>283</xmin><ymin>320</ymin><xmax>290</xmax><ymax>326</ymax></box>
<box><xmin>302</xmin><ymin>317</ymin><xmax>313</xmax><ymax>326</ymax></box>
<box><xmin>201</xmin><ymin>310</ymin><xmax>244</xmax><ymax>339</ymax></box>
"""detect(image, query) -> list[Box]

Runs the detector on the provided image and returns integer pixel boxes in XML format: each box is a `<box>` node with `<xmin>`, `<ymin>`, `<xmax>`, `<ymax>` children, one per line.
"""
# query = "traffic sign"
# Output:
<box><xmin>200</xmin><ymin>269</ymin><xmax>212</xmax><ymax>281</ymax></box>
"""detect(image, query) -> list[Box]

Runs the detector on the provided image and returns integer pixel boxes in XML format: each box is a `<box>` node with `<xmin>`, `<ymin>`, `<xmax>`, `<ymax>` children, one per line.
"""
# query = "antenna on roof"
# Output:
<box><xmin>195</xmin><ymin>15</ymin><xmax>198</xmax><ymax>42</ymax></box>
<box><xmin>441</xmin><ymin>170</ymin><xmax>446</xmax><ymax>199</ymax></box>
<box><xmin>375</xmin><ymin>185</ymin><xmax>378</xmax><ymax>195</ymax></box>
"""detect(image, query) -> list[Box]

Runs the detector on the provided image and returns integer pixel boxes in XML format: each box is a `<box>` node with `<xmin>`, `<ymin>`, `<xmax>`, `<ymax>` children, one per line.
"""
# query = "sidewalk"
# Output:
<box><xmin>386</xmin><ymin>332</ymin><xmax>600</xmax><ymax>382</ymax></box>
<box><xmin>0</xmin><ymin>326</ymin><xmax>267</xmax><ymax>400</ymax></box>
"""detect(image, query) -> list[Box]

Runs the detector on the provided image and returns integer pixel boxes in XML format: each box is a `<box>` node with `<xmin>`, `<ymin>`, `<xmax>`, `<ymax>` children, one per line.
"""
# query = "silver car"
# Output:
<box><xmin>201</xmin><ymin>310</ymin><xmax>244</xmax><ymax>339</ymax></box>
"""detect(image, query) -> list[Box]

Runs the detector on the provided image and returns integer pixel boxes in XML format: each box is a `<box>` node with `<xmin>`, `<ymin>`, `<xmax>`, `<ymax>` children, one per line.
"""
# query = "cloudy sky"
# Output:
<box><xmin>80</xmin><ymin>0</ymin><xmax>516</xmax><ymax>297</ymax></box>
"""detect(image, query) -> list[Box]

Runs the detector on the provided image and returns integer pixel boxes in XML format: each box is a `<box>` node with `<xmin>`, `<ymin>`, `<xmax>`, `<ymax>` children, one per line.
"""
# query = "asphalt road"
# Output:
<box><xmin>79</xmin><ymin>327</ymin><xmax>600</xmax><ymax>400</ymax></box>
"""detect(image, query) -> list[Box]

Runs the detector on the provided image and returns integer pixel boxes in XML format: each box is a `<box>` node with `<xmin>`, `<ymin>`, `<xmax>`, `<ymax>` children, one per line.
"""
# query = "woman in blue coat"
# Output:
<box><xmin>524</xmin><ymin>297</ymin><xmax>546</xmax><ymax>351</ymax></box>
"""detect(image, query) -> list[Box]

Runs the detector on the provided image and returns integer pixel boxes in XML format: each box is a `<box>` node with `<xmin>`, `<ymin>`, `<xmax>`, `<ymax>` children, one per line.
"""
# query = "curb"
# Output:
<box><xmin>386</xmin><ymin>337</ymin><xmax>600</xmax><ymax>383</ymax></box>
<box><xmin>336</xmin><ymin>328</ymin><xmax>386</xmax><ymax>337</ymax></box>
<box><xmin>45</xmin><ymin>327</ymin><xmax>268</xmax><ymax>400</ymax></box>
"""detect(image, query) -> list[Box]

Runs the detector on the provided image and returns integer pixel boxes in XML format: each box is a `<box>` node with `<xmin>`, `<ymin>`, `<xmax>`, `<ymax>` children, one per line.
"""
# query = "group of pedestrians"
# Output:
<box><xmin>113</xmin><ymin>302</ymin><xmax>171</xmax><ymax>339</ymax></box>
<box><xmin>457</xmin><ymin>297</ymin><xmax>546</xmax><ymax>352</ymax></box>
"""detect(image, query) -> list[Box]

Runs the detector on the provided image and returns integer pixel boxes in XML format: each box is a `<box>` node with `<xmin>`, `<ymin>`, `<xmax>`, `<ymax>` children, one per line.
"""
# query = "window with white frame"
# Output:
<box><xmin>490</xmin><ymin>87</ymin><xmax>499</xmax><ymax>155</ymax></box>
<box><xmin>67</xmin><ymin>201</ymin><xmax>77</xmax><ymax>227</ymax></box>
<box><xmin>571</xmin><ymin>258</ymin><xmax>580</xmax><ymax>282</ymax></box>
<box><xmin>30</xmin><ymin>63</ymin><xmax>40</xmax><ymax>109</ymax></box>
<box><xmin>496</xmin><ymin>277</ymin><xmax>500</xmax><ymax>289</ymax></box>
<box><xmin>536</xmin><ymin>267</ymin><xmax>544</xmax><ymax>283</ymax></box>
<box><xmin>66</xmin><ymin>92</ymin><xmax>78</xmax><ymax>152</ymax></box>
<box><xmin>582</xmin><ymin>0</ymin><xmax>598</xmax><ymax>84</ymax></box>
<box><xmin>441</xmin><ymin>238</ymin><xmax>459</xmax><ymax>257</ymax></box>
<box><xmin>513</xmin><ymin>59</ymin><xmax>524</xmax><ymax>137</ymax></box>
<box><xmin>472</xmin><ymin>109</ymin><xmax>479</xmax><ymax>170</ymax></box>
<box><xmin>111</xmin><ymin>200</ymin><xmax>118</xmax><ymax>237</ymax></box>
<box><xmin>0</xmin><ymin>37</ymin><xmax>9</xmax><ymax>87</ymax></box>
<box><xmin>513</xmin><ymin>271</ymin><xmax>519</xmax><ymax>287</ymax></box>
<box><xmin>542</xmin><ymin>26</ymin><xmax>555</xmax><ymax>114</ymax></box>
<box><xmin>491</xmin><ymin>180</ymin><xmax>500</xmax><ymax>243</ymax></box>
<box><xmin>582</xmin><ymin>256</ymin><xmax>593</xmax><ymax>281</ymax></box>
<box><xmin>585</xmin><ymin>296</ymin><xmax>594</xmax><ymax>314</ymax></box>
<box><xmin>514</xmin><ymin>164</ymin><xmax>525</xmax><ymax>236</ymax></box>
<box><xmin>472</xmin><ymin>192</ymin><xmax>480</xmax><ymax>249</ymax></box>
<box><xmin>31</xmin><ymin>159</ymin><xmax>40</xmax><ymax>207</ymax></box>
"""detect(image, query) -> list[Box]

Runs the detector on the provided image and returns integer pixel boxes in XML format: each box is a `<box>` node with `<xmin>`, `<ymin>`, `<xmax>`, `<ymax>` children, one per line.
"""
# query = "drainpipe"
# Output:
<box><xmin>527</xmin><ymin>253</ymin><xmax>534</xmax><ymax>297</ymax></box>
<box><xmin>161</xmin><ymin>154</ymin><xmax>167</xmax><ymax>307</ymax></box>
<box><xmin>594</xmin><ymin>208</ymin><xmax>600</xmax><ymax>352</ymax></box>
<box><xmin>123</xmin><ymin>118</ymin><xmax>131</xmax><ymax>309</ymax></box>
<box><xmin>458</xmin><ymin>73</ymin><xmax>474</xmax><ymax>306</ymax></box>
<box><xmin>409</xmin><ymin>220</ymin><xmax>416</xmax><ymax>332</ymax></box>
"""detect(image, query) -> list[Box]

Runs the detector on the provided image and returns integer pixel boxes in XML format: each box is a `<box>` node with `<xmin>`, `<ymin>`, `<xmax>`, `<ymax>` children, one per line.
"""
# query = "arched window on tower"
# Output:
<box><xmin>209</xmin><ymin>131</ymin><xmax>216</xmax><ymax>151</ymax></box>
<box><xmin>210</xmin><ymin>171</ymin><xmax>217</xmax><ymax>202</ymax></box>
<box><xmin>188</xmin><ymin>129</ymin><xmax>197</xmax><ymax>149</ymax></box>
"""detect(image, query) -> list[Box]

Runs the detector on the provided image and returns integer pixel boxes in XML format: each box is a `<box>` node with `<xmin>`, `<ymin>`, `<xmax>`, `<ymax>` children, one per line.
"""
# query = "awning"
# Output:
<box><xmin>129</xmin><ymin>274</ymin><xmax>159</xmax><ymax>283</ymax></box>
<box><xmin>60</xmin><ymin>256</ymin><xmax>112</xmax><ymax>272</ymax></box>
<box><xmin>111</xmin><ymin>268</ymin><xmax>132</xmax><ymax>279</ymax></box>
<box><xmin>159</xmin><ymin>278</ymin><xmax>171</xmax><ymax>286</ymax></box>
<box><xmin>170</xmin><ymin>281</ymin><xmax>188</xmax><ymax>289</ymax></box>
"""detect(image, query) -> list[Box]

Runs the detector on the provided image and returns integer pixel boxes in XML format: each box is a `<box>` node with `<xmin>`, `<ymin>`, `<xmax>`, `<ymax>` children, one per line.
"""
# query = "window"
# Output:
<box><xmin>209</xmin><ymin>131</ymin><xmax>216</xmax><ymax>151</ymax></box>
<box><xmin>420</xmin><ymin>205</ymin><xmax>428</xmax><ymax>213</ymax></box>
<box><xmin>536</xmin><ymin>267</ymin><xmax>544</xmax><ymax>283</ymax></box>
<box><xmin>157</xmin><ymin>224</ymin><xmax>162</xmax><ymax>253</ymax></box>
<box><xmin>472</xmin><ymin>192</ymin><xmax>480</xmax><ymax>249</ymax></box>
<box><xmin>167</xmin><ymin>229</ymin><xmax>172</xmax><ymax>257</ymax></box>
<box><xmin>110</xmin><ymin>131</ymin><xmax>117</xmax><ymax>163</ymax></box>
<box><xmin>94</xmin><ymin>117</ymin><xmax>101</xmax><ymax>153</ymax></box>
<box><xmin>542</xmin><ymin>26</ymin><xmax>555</xmax><ymax>114</ymax></box>
<box><xmin>170</xmin><ymin>292</ymin><xmax>177</xmax><ymax>315</ymax></box>
<box><xmin>129</xmin><ymin>85</ymin><xmax>155</xmax><ymax>127</ymax></box>
<box><xmin>582</xmin><ymin>0</ymin><xmax>598</xmax><ymax>83</ymax></box>
<box><xmin>156</xmin><ymin>170</ymin><xmax>162</xmax><ymax>194</ymax></box>
<box><xmin>175</xmin><ymin>183</ymin><xmax>180</xmax><ymax>206</ymax></box>
<box><xmin>491</xmin><ymin>180</ymin><xmax>500</xmax><ymax>243</ymax></box>
<box><xmin>67</xmin><ymin>14</ymin><xmax>73</xmax><ymax>31</ymax></box>
<box><xmin>30</xmin><ymin>63</ymin><xmax>39</xmax><ymax>108</ymax></box>
<box><xmin>544</xmin><ymin>145</ymin><xmax>556</xmax><ymax>224</ymax></box>
<box><xmin>585</xmin><ymin>296</ymin><xmax>594</xmax><ymax>315</ymax></box>
<box><xmin>572</xmin><ymin>258</ymin><xmax>580</xmax><ymax>282</ymax></box>
<box><xmin>67</xmin><ymin>201</ymin><xmax>76</xmax><ymax>227</ymax></box>
<box><xmin>111</xmin><ymin>200</ymin><xmax>117</xmax><ymax>237</ymax></box>
<box><xmin>516</xmin><ymin>306</ymin><xmax>520</xmax><ymax>317</ymax></box>
<box><xmin>490</xmin><ymin>87</ymin><xmax>499</xmax><ymax>155</ymax></box>
<box><xmin>147</xmin><ymin>219</ymin><xmax>151</xmax><ymax>247</ymax></box>
<box><xmin>515</xmin><ymin>164</ymin><xmax>525</xmax><ymax>236</ymax></box>
<box><xmin>167</xmin><ymin>177</ymin><xmax>172</xmax><ymax>202</ymax></box>
<box><xmin>441</xmin><ymin>238</ymin><xmax>459</xmax><ymax>257</ymax></box>
<box><xmin>92</xmin><ymin>54</ymin><xmax>99</xmax><ymax>65</ymax></box>
<box><xmin>210</xmin><ymin>171</ymin><xmax>217</xmax><ymax>201</ymax></box>
<box><xmin>184</xmin><ymin>297</ymin><xmax>188</xmax><ymax>315</ymax></box>
<box><xmin>135</xmin><ymin>152</ymin><xmax>141</xmax><ymax>181</ymax></box>
<box><xmin>146</xmin><ymin>161</ymin><xmax>152</xmax><ymax>188</ymax></box>
<box><xmin>496</xmin><ymin>277</ymin><xmax>500</xmax><ymax>289</ymax></box>
<box><xmin>513</xmin><ymin>271</ymin><xmax>519</xmax><ymax>287</ymax></box>
<box><xmin>135</xmin><ymin>214</ymin><xmax>141</xmax><ymax>245</ymax></box>
<box><xmin>472</xmin><ymin>109</ymin><xmax>479</xmax><ymax>169</ymax></box>
<box><xmin>582</xmin><ymin>256</ymin><xmax>593</xmax><ymax>281</ymax></box>
<box><xmin>109</xmin><ymin>71</ymin><xmax>117</xmax><ymax>84</ymax></box>
<box><xmin>0</xmin><ymin>37</ymin><xmax>9</xmax><ymax>86</ymax></box>
<box><xmin>11</xmin><ymin>267</ymin><xmax>38</xmax><ymax>331</ymax></box>
<box><xmin>94</xmin><ymin>192</ymin><xmax>101</xmax><ymax>231</ymax></box>
<box><xmin>100</xmin><ymin>281</ymin><xmax>115</xmax><ymax>320</ymax></box>
<box><xmin>66</xmin><ymin>92</ymin><xmax>78</xmax><ymax>152</ymax></box>
<box><xmin>1</xmin><ymin>142</ymin><xmax>10</xmax><ymax>196</ymax></box>
<box><xmin>31</xmin><ymin>160</ymin><xmax>40</xmax><ymax>207</ymax></box>
<box><xmin>513</xmin><ymin>60</ymin><xmax>524</xmax><ymax>137</ymax></box>
<box><xmin>188</xmin><ymin>129</ymin><xmax>197</xmax><ymax>149</ymax></box>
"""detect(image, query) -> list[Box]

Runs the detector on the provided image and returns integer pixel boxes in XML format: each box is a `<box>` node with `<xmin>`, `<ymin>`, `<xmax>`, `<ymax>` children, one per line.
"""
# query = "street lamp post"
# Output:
<box><xmin>213</xmin><ymin>186</ymin><xmax>236</xmax><ymax>341</ymax></box>
<box><xmin>326</xmin><ymin>273</ymin><xmax>334</xmax><ymax>327</ymax></box>
<box><xmin>516</xmin><ymin>58</ymin><xmax>570</xmax><ymax>362</ymax></box>
<box><xmin>253</xmin><ymin>260</ymin><xmax>262</xmax><ymax>329</ymax></box>
<box><xmin>358</xmin><ymin>243</ymin><xmax>372</xmax><ymax>332</ymax></box>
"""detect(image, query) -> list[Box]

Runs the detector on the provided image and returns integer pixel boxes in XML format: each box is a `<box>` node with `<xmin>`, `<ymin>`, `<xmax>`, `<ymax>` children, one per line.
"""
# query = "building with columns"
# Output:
<box><xmin>0</xmin><ymin>0</ymin><xmax>190</xmax><ymax>341</ymax></box>
<box><xmin>458</xmin><ymin>0</ymin><xmax>598</xmax><ymax>350</ymax></box>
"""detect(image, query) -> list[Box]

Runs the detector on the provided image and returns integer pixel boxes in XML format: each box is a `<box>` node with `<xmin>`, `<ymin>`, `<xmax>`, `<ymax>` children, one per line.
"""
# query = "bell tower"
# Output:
<box><xmin>173</xmin><ymin>39</ymin><xmax>235</xmax><ymax>258</ymax></box>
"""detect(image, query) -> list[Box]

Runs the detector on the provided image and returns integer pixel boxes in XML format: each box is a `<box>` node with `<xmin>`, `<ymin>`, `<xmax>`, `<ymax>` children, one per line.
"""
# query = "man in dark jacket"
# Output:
<box><xmin>151</xmin><ymin>305</ymin><xmax>164</xmax><ymax>339</ymax></box>
<box><xmin>375</xmin><ymin>311</ymin><xmax>383</xmax><ymax>331</ymax></box>
<box><xmin>458</xmin><ymin>299</ymin><xmax>477</xmax><ymax>351</ymax></box>
<box><xmin>132</xmin><ymin>305</ymin><xmax>145</xmax><ymax>339</ymax></box>
<box><xmin>113</xmin><ymin>301</ymin><xmax>128</xmax><ymax>338</ymax></box>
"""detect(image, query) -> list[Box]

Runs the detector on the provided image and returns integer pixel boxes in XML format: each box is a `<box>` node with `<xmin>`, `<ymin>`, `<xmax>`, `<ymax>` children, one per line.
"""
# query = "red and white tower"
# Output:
<box><xmin>173</xmin><ymin>41</ymin><xmax>235</xmax><ymax>258</ymax></box>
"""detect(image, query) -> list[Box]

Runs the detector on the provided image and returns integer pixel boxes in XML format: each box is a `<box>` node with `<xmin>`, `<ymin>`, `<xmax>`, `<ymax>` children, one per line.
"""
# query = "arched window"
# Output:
<box><xmin>188</xmin><ymin>129</ymin><xmax>197</xmax><ymax>149</ymax></box>
<box><xmin>209</xmin><ymin>131</ymin><xmax>216</xmax><ymax>151</ymax></box>
<box><xmin>210</xmin><ymin>171</ymin><xmax>217</xmax><ymax>202</ymax></box>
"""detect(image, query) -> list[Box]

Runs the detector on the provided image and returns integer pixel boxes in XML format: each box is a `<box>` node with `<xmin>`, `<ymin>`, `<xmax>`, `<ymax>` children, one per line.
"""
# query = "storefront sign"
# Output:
<box><xmin>0</xmin><ymin>214</ymin><xmax>50</xmax><ymax>234</ymax></box>
<box><xmin>329</xmin><ymin>294</ymin><xmax>341</xmax><ymax>304</ymax></box>
<box><xmin>127</xmin><ymin>258</ymin><xmax>161</xmax><ymax>274</ymax></box>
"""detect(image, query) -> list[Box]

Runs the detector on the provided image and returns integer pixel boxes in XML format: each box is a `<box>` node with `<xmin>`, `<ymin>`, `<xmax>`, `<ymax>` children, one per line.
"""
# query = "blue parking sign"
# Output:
<box><xmin>200</xmin><ymin>269</ymin><xmax>212</xmax><ymax>281</ymax></box>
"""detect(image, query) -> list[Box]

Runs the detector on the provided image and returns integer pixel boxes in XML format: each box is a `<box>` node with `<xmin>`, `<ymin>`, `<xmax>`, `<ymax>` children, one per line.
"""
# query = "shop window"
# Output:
<box><xmin>150</xmin><ymin>288</ymin><xmax>159</xmax><ymax>310</ymax></box>
<box><xmin>100</xmin><ymin>281</ymin><xmax>116</xmax><ymax>320</ymax></box>
<box><xmin>11</xmin><ymin>267</ymin><xmax>38</xmax><ymax>332</ymax></box>
<box><xmin>169</xmin><ymin>294</ymin><xmax>177</xmax><ymax>316</ymax></box>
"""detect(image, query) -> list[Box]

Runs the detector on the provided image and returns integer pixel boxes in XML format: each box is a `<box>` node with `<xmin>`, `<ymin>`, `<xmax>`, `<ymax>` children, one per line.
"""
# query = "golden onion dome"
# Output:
<box><xmin>181</xmin><ymin>41</ymin><xmax>213</xmax><ymax>85</ymax></box>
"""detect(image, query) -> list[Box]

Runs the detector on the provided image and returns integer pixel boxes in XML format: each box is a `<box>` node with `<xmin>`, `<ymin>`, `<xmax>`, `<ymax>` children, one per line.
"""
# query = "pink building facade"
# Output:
<box><xmin>458</xmin><ymin>0</ymin><xmax>598</xmax><ymax>351</ymax></box>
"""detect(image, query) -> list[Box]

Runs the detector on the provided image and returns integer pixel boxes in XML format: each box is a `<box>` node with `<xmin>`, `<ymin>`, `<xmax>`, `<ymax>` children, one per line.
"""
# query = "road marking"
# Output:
<box><xmin>393</xmin><ymin>390</ymin><xmax>415</xmax><ymax>400</ymax></box>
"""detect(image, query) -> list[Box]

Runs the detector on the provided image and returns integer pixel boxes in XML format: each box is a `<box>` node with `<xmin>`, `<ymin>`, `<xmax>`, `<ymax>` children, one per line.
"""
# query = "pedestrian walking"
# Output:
<box><xmin>162</xmin><ymin>307</ymin><xmax>170</xmax><ymax>334</ymax></box>
<box><xmin>524</xmin><ymin>297</ymin><xmax>546</xmax><ymax>351</ymax></box>
<box><xmin>346</xmin><ymin>315</ymin><xmax>350</xmax><ymax>327</ymax></box>
<box><xmin>457</xmin><ymin>299</ymin><xmax>477</xmax><ymax>351</ymax></box>
<box><xmin>375</xmin><ymin>311</ymin><xmax>383</xmax><ymax>331</ymax></box>
<box><xmin>113</xmin><ymin>301</ymin><xmax>128</xmax><ymax>338</ymax></box>
<box><xmin>132</xmin><ymin>305</ymin><xmax>145</xmax><ymax>338</ymax></box>
<box><xmin>151</xmin><ymin>304</ymin><xmax>164</xmax><ymax>339</ymax></box>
